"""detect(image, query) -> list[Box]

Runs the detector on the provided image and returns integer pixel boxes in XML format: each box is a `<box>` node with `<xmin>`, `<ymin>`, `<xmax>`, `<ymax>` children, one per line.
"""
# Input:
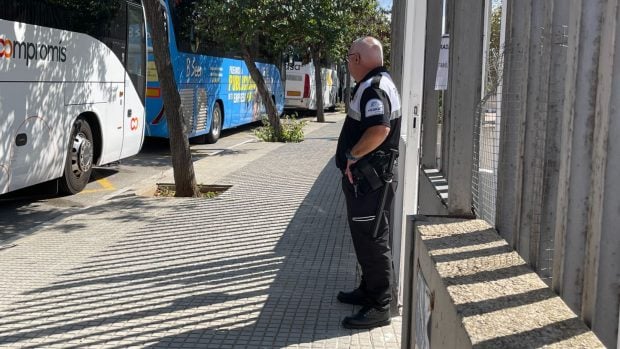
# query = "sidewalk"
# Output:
<box><xmin>0</xmin><ymin>113</ymin><xmax>402</xmax><ymax>349</ymax></box>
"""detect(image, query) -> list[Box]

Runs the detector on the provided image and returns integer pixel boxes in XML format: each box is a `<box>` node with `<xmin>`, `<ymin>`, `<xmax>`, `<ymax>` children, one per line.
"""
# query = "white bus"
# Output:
<box><xmin>1</xmin><ymin>0</ymin><xmax>147</xmax><ymax>195</ymax></box>
<box><xmin>284</xmin><ymin>61</ymin><xmax>339</xmax><ymax>112</ymax></box>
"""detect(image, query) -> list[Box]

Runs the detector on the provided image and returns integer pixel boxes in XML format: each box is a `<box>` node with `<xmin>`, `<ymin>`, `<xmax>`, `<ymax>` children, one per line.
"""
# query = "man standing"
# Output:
<box><xmin>336</xmin><ymin>37</ymin><xmax>401</xmax><ymax>329</ymax></box>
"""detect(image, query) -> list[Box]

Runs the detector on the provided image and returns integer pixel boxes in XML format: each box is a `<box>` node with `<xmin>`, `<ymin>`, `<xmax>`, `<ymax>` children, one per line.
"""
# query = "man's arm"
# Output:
<box><xmin>344</xmin><ymin>125</ymin><xmax>390</xmax><ymax>184</ymax></box>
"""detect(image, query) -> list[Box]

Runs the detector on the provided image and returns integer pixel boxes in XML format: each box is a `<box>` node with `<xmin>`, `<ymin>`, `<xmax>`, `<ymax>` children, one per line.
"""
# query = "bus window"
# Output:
<box><xmin>99</xmin><ymin>2</ymin><xmax>128</xmax><ymax>65</ymax></box>
<box><xmin>4</xmin><ymin>0</ymin><xmax>130</xmax><ymax>65</ymax></box>
<box><xmin>127</xmin><ymin>3</ymin><xmax>147</xmax><ymax>101</ymax></box>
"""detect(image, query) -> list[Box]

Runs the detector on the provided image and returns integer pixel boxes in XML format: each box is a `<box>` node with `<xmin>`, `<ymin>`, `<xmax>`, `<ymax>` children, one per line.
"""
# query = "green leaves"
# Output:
<box><xmin>254</xmin><ymin>115</ymin><xmax>307</xmax><ymax>143</ymax></box>
<box><xmin>189</xmin><ymin>0</ymin><xmax>386</xmax><ymax>65</ymax></box>
<box><xmin>192</xmin><ymin>0</ymin><xmax>290</xmax><ymax>59</ymax></box>
<box><xmin>285</xmin><ymin>0</ymin><xmax>380</xmax><ymax>63</ymax></box>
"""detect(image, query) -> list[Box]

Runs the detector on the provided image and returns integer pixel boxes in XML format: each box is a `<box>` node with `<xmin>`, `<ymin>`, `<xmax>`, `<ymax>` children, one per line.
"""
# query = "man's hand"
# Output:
<box><xmin>344</xmin><ymin>125</ymin><xmax>389</xmax><ymax>184</ymax></box>
<box><xmin>345</xmin><ymin>159</ymin><xmax>358</xmax><ymax>184</ymax></box>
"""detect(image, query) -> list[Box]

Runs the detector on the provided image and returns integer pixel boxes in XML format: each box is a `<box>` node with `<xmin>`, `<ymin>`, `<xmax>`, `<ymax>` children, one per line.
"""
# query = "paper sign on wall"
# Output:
<box><xmin>435</xmin><ymin>34</ymin><xmax>449</xmax><ymax>91</ymax></box>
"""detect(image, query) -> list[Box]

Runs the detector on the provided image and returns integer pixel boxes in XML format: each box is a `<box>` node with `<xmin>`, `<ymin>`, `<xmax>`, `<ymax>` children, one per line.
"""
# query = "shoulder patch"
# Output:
<box><xmin>365</xmin><ymin>99</ymin><xmax>385</xmax><ymax>117</ymax></box>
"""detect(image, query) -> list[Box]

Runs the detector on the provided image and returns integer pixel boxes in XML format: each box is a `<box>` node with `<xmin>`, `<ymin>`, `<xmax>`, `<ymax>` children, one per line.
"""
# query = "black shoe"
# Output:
<box><xmin>337</xmin><ymin>288</ymin><xmax>369</xmax><ymax>306</ymax></box>
<box><xmin>341</xmin><ymin>305</ymin><xmax>391</xmax><ymax>329</ymax></box>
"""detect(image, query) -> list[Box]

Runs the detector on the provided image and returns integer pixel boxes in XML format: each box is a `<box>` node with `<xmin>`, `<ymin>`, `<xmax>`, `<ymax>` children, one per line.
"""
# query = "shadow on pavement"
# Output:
<box><xmin>0</xmin><ymin>153</ymin><xmax>376</xmax><ymax>347</ymax></box>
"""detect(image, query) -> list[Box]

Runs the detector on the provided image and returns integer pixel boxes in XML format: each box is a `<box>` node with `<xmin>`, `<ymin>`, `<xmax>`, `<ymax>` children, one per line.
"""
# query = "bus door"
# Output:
<box><xmin>121</xmin><ymin>2</ymin><xmax>147</xmax><ymax>158</ymax></box>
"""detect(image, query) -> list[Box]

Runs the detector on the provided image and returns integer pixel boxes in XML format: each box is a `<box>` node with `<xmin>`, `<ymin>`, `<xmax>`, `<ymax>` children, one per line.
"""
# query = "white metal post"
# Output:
<box><xmin>391</xmin><ymin>0</ymin><xmax>427</xmax><ymax>310</ymax></box>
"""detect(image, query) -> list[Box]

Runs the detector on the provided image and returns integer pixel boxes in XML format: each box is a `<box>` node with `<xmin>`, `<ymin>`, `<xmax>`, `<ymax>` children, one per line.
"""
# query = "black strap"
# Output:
<box><xmin>372</xmin><ymin>149</ymin><xmax>398</xmax><ymax>238</ymax></box>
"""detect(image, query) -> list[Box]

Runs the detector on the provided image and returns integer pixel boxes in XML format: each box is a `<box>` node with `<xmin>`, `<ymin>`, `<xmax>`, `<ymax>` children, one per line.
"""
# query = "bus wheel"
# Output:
<box><xmin>59</xmin><ymin>119</ymin><xmax>94</xmax><ymax>194</ymax></box>
<box><xmin>205</xmin><ymin>102</ymin><xmax>222</xmax><ymax>144</ymax></box>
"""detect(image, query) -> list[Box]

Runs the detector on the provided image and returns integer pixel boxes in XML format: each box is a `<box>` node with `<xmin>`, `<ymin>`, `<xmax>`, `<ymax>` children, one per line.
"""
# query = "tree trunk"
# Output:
<box><xmin>241</xmin><ymin>45</ymin><xmax>281</xmax><ymax>141</ymax></box>
<box><xmin>312</xmin><ymin>50</ymin><xmax>325</xmax><ymax>122</ymax></box>
<box><xmin>143</xmin><ymin>0</ymin><xmax>199</xmax><ymax>197</ymax></box>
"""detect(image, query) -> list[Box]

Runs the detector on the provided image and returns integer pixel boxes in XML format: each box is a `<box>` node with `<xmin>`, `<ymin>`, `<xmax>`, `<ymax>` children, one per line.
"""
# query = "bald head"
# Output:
<box><xmin>348</xmin><ymin>36</ymin><xmax>384</xmax><ymax>81</ymax></box>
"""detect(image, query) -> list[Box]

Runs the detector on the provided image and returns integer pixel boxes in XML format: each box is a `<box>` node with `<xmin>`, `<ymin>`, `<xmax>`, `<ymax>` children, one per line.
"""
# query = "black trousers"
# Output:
<box><xmin>341</xmin><ymin>175</ymin><xmax>396</xmax><ymax>308</ymax></box>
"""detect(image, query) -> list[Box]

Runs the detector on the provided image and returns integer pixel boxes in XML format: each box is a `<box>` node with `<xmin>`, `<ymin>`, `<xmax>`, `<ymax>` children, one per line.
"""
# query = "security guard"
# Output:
<box><xmin>336</xmin><ymin>37</ymin><xmax>402</xmax><ymax>329</ymax></box>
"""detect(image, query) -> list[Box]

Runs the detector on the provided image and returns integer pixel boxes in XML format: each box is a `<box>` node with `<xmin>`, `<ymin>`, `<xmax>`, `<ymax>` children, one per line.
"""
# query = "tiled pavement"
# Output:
<box><xmin>0</xmin><ymin>114</ymin><xmax>402</xmax><ymax>348</ymax></box>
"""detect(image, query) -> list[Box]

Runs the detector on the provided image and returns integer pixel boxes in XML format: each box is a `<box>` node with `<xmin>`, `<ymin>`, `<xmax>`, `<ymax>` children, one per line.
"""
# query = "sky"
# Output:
<box><xmin>379</xmin><ymin>0</ymin><xmax>392</xmax><ymax>10</ymax></box>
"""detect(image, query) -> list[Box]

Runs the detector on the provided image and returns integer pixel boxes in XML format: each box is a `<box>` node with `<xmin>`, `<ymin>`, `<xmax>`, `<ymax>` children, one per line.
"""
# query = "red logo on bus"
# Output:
<box><xmin>130</xmin><ymin>117</ymin><xmax>139</xmax><ymax>131</ymax></box>
<box><xmin>0</xmin><ymin>38</ymin><xmax>13</xmax><ymax>58</ymax></box>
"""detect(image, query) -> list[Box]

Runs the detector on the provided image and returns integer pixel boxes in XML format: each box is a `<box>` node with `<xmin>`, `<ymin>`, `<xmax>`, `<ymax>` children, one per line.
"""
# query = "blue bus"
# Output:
<box><xmin>145</xmin><ymin>0</ymin><xmax>284</xmax><ymax>143</ymax></box>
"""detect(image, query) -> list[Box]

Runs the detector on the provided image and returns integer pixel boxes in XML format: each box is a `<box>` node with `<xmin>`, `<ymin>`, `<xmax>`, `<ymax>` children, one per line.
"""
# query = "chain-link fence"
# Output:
<box><xmin>472</xmin><ymin>91</ymin><xmax>502</xmax><ymax>225</ymax></box>
<box><xmin>472</xmin><ymin>14</ymin><xmax>569</xmax><ymax>287</ymax></box>
<box><xmin>472</xmin><ymin>3</ymin><xmax>503</xmax><ymax>226</ymax></box>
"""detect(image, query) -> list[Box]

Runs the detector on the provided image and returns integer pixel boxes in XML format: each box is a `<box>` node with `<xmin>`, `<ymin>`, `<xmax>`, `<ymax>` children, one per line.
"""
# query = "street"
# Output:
<box><xmin>0</xmin><ymin>122</ymin><xmax>262</xmax><ymax>244</ymax></box>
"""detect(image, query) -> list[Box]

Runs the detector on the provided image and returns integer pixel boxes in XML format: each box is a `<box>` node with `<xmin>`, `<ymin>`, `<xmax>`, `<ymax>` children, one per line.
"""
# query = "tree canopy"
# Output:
<box><xmin>281</xmin><ymin>0</ymin><xmax>381</xmax><ymax>121</ymax></box>
<box><xmin>285</xmin><ymin>0</ymin><xmax>377</xmax><ymax>60</ymax></box>
<box><xmin>190</xmin><ymin>0</ymin><xmax>389</xmax><ymax>125</ymax></box>
<box><xmin>486</xmin><ymin>6</ymin><xmax>502</xmax><ymax>93</ymax></box>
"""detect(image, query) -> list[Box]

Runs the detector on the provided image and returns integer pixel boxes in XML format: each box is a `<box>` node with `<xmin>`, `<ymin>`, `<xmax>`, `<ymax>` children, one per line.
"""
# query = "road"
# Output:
<box><xmin>0</xmin><ymin>123</ymin><xmax>261</xmax><ymax>244</ymax></box>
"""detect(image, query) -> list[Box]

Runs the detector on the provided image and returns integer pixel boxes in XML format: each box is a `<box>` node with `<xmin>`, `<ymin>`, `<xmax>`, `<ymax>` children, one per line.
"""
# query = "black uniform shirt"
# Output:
<box><xmin>336</xmin><ymin>67</ymin><xmax>402</xmax><ymax>170</ymax></box>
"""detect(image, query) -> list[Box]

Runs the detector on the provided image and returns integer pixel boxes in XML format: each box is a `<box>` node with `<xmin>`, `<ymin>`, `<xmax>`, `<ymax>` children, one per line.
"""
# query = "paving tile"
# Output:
<box><xmin>0</xmin><ymin>114</ymin><xmax>401</xmax><ymax>349</ymax></box>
